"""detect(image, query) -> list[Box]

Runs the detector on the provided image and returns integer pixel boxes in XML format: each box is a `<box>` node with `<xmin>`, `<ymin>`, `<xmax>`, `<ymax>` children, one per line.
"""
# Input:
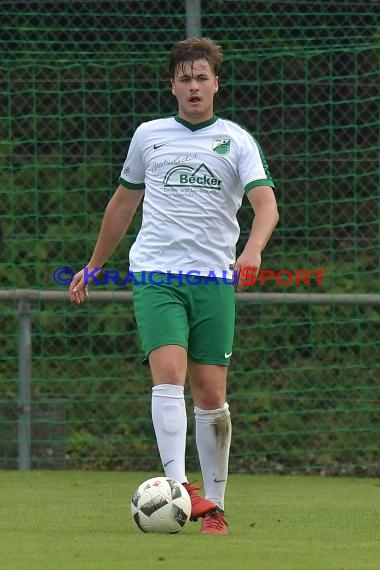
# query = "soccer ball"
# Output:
<box><xmin>131</xmin><ymin>476</ymin><xmax>191</xmax><ymax>533</ymax></box>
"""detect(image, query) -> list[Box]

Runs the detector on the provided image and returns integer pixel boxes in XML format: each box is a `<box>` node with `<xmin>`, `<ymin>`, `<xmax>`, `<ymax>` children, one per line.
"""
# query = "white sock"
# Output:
<box><xmin>151</xmin><ymin>384</ymin><xmax>187</xmax><ymax>484</ymax></box>
<box><xmin>194</xmin><ymin>403</ymin><xmax>231</xmax><ymax>511</ymax></box>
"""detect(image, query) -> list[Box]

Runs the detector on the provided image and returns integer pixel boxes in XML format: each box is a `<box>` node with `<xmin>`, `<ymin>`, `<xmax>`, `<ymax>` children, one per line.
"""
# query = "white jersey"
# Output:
<box><xmin>119</xmin><ymin>115</ymin><xmax>274</xmax><ymax>278</ymax></box>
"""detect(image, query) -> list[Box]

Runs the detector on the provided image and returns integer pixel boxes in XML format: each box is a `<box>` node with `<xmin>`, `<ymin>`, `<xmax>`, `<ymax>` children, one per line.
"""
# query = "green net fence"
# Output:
<box><xmin>1</xmin><ymin>0</ymin><xmax>379</xmax><ymax>473</ymax></box>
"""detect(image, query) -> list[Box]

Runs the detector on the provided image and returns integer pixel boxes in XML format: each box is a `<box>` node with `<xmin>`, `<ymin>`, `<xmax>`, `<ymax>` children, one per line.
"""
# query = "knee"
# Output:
<box><xmin>149</xmin><ymin>346</ymin><xmax>187</xmax><ymax>385</ymax></box>
<box><xmin>150</xmin><ymin>359</ymin><xmax>185</xmax><ymax>385</ymax></box>
<box><xmin>196</xmin><ymin>387</ymin><xmax>226</xmax><ymax>410</ymax></box>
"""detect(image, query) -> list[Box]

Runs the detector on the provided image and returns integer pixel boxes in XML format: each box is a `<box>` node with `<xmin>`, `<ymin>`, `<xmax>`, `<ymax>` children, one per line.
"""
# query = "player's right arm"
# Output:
<box><xmin>69</xmin><ymin>184</ymin><xmax>144</xmax><ymax>304</ymax></box>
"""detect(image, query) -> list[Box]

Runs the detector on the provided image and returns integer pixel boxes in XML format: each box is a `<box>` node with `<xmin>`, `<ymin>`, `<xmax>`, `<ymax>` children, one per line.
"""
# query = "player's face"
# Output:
<box><xmin>171</xmin><ymin>59</ymin><xmax>218</xmax><ymax>124</ymax></box>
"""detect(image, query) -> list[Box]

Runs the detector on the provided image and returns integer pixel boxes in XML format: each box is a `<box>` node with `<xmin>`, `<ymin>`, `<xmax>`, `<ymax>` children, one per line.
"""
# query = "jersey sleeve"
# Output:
<box><xmin>118</xmin><ymin>128</ymin><xmax>145</xmax><ymax>190</ymax></box>
<box><xmin>238</xmin><ymin>131</ymin><xmax>275</xmax><ymax>193</ymax></box>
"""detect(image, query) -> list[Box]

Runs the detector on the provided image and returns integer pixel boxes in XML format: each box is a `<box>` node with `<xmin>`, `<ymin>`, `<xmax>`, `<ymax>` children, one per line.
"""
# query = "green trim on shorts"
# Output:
<box><xmin>132</xmin><ymin>273</ymin><xmax>235</xmax><ymax>365</ymax></box>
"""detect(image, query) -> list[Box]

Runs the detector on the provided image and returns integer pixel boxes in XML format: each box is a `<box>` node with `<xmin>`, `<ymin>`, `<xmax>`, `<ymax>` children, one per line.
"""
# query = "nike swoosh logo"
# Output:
<box><xmin>163</xmin><ymin>459</ymin><xmax>175</xmax><ymax>467</ymax></box>
<box><xmin>154</xmin><ymin>143</ymin><xmax>168</xmax><ymax>149</ymax></box>
<box><xmin>214</xmin><ymin>478</ymin><xmax>227</xmax><ymax>483</ymax></box>
<box><xmin>224</xmin><ymin>352</ymin><xmax>232</xmax><ymax>358</ymax></box>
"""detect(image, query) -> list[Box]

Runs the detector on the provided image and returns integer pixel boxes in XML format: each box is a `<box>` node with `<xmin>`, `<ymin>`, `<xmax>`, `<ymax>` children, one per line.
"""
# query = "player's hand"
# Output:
<box><xmin>69</xmin><ymin>266</ymin><xmax>101</xmax><ymax>304</ymax></box>
<box><xmin>234</xmin><ymin>249</ymin><xmax>261</xmax><ymax>292</ymax></box>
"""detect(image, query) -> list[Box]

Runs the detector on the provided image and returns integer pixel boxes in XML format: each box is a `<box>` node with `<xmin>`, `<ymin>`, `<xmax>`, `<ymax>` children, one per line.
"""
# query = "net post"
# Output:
<box><xmin>186</xmin><ymin>0</ymin><xmax>202</xmax><ymax>37</ymax></box>
<box><xmin>17</xmin><ymin>297</ymin><xmax>32</xmax><ymax>471</ymax></box>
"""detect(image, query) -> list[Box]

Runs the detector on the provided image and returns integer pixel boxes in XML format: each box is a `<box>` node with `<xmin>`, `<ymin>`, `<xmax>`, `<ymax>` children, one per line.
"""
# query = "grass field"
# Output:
<box><xmin>0</xmin><ymin>471</ymin><xmax>379</xmax><ymax>570</ymax></box>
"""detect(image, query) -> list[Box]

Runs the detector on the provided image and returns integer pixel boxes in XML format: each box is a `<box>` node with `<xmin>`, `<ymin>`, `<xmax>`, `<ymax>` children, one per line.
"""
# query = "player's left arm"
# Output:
<box><xmin>235</xmin><ymin>185</ymin><xmax>279</xmax><ymax>291</ymax></box>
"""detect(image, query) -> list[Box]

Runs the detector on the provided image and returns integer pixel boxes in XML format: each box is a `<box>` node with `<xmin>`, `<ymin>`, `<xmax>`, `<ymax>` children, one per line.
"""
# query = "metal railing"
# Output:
<box><xmin>1</xmin><ymin>288</ymin><xmax>379</xmax><ymax>470</ymax></box>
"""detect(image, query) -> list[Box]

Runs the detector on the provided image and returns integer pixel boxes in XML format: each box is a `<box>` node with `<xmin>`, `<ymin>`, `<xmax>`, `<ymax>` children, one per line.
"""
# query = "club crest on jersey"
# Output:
<box><xmin>212</xmin><ymin>137</ymin><xmax>230</xmax><ymax>155</ymax></box>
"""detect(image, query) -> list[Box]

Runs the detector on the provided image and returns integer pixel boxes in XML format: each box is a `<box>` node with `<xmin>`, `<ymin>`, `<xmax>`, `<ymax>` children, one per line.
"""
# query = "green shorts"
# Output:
<box><xmin>132</xmin><ymin>273</ymin><xmax>235</xmax><ymax>365</ymax></box>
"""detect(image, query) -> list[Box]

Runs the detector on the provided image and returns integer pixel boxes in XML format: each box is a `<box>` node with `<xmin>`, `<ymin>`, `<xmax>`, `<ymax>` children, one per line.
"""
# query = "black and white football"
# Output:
<box><xmin>131</xmin><ymin>476</ymin><xmax>191</xmax><ymax>533</ymax></box>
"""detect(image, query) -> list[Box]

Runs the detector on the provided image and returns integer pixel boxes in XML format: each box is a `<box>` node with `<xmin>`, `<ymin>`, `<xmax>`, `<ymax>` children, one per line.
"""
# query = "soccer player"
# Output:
<box><xmin>69</xmin><ymin>37</ymin><xmax>279</xmax><ymax>534</ymax></box>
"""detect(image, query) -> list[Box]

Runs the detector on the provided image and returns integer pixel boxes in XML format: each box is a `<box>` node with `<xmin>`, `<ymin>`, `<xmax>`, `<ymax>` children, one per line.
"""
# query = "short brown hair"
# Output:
<box><xmin>169</xmin><ymin>37</ymin><xmax>223</xmax><ymax>78</ymax></box>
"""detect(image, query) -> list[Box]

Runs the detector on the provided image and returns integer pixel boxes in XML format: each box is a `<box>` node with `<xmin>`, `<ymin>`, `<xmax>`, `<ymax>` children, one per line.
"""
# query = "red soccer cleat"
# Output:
<box><xmin>201</xmin><ymin>508</ymin><xmax>228</xmax><ymax>535</ymax></box>
<box><xmin>182</xmin><ymin>482</ymin><xmax>216</xmax><ymax>521</ymax></box>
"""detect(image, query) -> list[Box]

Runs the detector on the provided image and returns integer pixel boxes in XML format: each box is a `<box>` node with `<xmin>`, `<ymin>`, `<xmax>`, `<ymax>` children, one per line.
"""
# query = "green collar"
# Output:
<box><xmin>174</xmin><ymin>115</ymin><xmax>218</xmax><ymax>131</ymax></box>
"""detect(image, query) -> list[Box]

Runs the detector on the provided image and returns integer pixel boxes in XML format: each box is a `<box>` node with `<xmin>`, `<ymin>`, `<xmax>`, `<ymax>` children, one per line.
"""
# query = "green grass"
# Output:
<box><xmin>0</xmin><ymin>472</ymin><xmax>379</xmax><ymax>570</ymax></box>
